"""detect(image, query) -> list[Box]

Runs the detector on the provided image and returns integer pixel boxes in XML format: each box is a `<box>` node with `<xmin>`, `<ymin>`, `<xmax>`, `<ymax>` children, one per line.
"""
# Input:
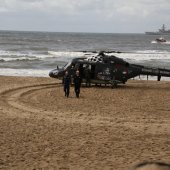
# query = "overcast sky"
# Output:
<box><xmin>0</xmin><ymin>0</ymin><xmax>170</xmax><ymax>33</ymax></box>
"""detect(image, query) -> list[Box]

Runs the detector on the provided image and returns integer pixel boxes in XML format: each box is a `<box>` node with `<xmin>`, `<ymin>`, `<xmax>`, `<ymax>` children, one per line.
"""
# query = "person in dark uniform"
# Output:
<box><xmin>73</xmin><ymin>70</ymin><xmax>82</xmax><ymax>98</ymax></box>
<box><xmin>63</xmin><ymin>71</ymin><xmax>71</xmax><ymax>97</ymax></box>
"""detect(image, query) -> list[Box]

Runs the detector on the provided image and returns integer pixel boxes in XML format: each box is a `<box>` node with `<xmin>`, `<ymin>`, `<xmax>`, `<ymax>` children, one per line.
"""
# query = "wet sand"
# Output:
<box><xmin>0</xmin><ymin>76</ymin><xmax>170</xmax><ymax>170</ymax></box>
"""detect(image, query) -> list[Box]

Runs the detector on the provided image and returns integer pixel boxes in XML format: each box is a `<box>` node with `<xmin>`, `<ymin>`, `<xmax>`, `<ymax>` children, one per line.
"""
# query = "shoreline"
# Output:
<box><xmin>0</xmin><ymin>76</ymin><xmax>170</xmax><ymax>170</ymax></box>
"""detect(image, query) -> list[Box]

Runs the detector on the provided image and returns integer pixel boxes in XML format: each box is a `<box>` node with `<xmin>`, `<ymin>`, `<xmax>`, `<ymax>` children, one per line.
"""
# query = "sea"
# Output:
<box><xmin>0</xmin><ymin>30</ymin><xmax>170</xmax><ymax>80</ymax></box>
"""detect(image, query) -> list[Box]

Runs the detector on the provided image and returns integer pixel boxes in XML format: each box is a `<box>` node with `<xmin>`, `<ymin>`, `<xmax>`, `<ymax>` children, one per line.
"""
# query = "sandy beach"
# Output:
<box><xmin>0</xmin><ymin>76</ymin><xmax>170</xmax><ymax>170</ymax></box>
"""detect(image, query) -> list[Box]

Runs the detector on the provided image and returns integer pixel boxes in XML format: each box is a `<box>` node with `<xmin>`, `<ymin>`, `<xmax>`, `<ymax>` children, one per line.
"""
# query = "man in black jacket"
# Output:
<box><xmin>63</xmin><ymin>71</ymin><xmax>71</xmax><ymax>97</ymax></box>
<box><xmin>74</xmin><ymin>70</ymin><xmax>82</xmax><ymax>98</ymax></box>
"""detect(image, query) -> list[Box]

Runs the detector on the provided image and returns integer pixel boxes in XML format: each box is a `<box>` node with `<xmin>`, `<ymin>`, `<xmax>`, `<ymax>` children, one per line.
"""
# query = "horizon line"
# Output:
<box><xmin>0</xmin><ymin>29</ymin><xmax>144</xmax><ymax>34</ymax></box>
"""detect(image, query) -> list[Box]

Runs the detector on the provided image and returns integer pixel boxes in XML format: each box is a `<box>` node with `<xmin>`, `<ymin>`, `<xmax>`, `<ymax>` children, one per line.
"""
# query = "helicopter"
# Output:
<box><xmin>49</xmin><ymin>51</ymin><xmax>170</xmax><ymax>87</ymax></box>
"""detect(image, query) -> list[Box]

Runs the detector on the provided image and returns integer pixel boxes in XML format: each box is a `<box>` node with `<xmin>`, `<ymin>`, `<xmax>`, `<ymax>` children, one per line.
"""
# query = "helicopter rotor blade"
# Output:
<box><xmin>77</xmin><ymin>50</ymin><xmax>123</xmax><ymax>54</ymax></box>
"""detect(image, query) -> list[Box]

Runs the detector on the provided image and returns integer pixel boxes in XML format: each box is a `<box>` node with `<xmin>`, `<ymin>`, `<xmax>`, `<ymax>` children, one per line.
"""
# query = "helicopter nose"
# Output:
<box><xmin>49</xmin><ymin>71</ymin><xmax>54</xmax><ymax>78</ymax></box>
<box><xmin>49</xmin><ymin>69</ymin><xmax>58</xmax><ymax>78</ymax></box>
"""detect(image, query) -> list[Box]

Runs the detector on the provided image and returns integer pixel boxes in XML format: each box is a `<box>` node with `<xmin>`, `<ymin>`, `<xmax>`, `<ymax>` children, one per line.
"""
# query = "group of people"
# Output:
<box><xmin>63</xmin><ymin>70</ymin><xmax>82</xmax><ymax>98</ymax></box>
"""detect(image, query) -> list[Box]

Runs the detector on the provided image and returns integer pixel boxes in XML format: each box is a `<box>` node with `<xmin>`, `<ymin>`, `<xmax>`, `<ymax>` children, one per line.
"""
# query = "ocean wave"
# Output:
<box><xmin>16</xmin><ymin>58</ymin><xmax>40</xmax><ymax>62</ymax></box>
<box><xmin>7</xmin><ymin>47</ymin><xmax>49</xmax><ymax>52</ymax></box>
<box><xmin>47</xmin><ymin>50</ymin><xmax>170</xmax><ymax>63</ymax></box>
<box><xmin>0</xmin><ymin>56</ymin><xmax>40</xmax><ymax>62</ymax></box>
<box><xmin>0</xmin><ymin>50</ymin><xmax>54</xmax><ymax>62</ymax></box>
<box><xmin>1</xmin><ymin>49</ymin><xmax>170</xmax><ymax>63</ymax></box>
<box><xmin>134</xmin><ymin>50</ymin><xmax>170</xmax><ymax>54</ymax></box>
<box><xmin>0</xmin><ymin>68</ymin><xmax>49</xmax><ymax>77</ymax></box>
<box><xmin>116</xmin><ymin>52</ymin><xmax>170</xmax><ymax>61</ymax></box>
<box><xmin>0</xmin><ymin>50</ymin><xmax>36</xmax><ymax>57</ymax></box>
<box><xmin>48</xmin><ymin>51</ymin><xmax>84</xmax><ymax>57</ymax></box>
<box><xmin>48</xmin><ymin>51</ymin><xmax>86</xmax><ymax>62</ymax></box>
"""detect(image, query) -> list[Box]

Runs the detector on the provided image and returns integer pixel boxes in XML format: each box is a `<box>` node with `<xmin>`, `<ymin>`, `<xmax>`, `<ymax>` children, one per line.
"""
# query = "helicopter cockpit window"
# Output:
<box><xmin>75</xmin><ymin>63</ymin><xmax>81</xmax><ymax>70</ymax></box>
<box><xmin>70</xmin><ymin>63</ymin><xmax>75</xmax><ymax>70</ymax></box>
<box><xmin>84</xmin><ymin>64</ymin><xmax>91</xmax><ymax>70</ymax></box>
<box><xmin>64</xmin><ymin>62</ymin><xmax>71</xmax><ymax>69</ymax></box>
<box><xmin>83</xmin><ymin>64</ymin><xmax>87</xmax><ymax>68</ymax></box>
<box><xmin>71</xmin><ymin>63</ymin><xmax>75</xmax><ymax>68</ymax></box>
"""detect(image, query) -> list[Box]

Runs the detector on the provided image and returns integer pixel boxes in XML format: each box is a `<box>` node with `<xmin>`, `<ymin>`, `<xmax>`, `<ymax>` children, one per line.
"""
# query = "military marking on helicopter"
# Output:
<box><xmin>142</xmin><ymin>68</ymin><xmax>159</xmax><ymax>74</ymax></box>
<box><xmin>97</xmin><ymin>67</ymin><xmax>111</xmax><ymax>81</ymax></box>
<box><xmin>49</xmin><ymin>51</ymin><xmax>170</xmax><ymax>87</ymax></box>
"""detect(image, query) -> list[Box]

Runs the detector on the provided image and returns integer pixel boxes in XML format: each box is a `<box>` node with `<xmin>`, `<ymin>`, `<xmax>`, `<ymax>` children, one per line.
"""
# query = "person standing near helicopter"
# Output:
<box><xmin>63</xmin><ymin>71</ymin><xmax>71</xmax><ymax>97</ymax></box>
<box><xmin>73</xmin><ymin>70</ymin><xmax>82</xmax><ymax>98</ymax></box>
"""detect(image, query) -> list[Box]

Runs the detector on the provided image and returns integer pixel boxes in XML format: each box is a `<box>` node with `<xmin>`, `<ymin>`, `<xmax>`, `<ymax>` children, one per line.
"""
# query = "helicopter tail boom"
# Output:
<box><xmin>137</xmin><ymin>65</ymin><xmax>170</xmax><ymax>81</ymax></box>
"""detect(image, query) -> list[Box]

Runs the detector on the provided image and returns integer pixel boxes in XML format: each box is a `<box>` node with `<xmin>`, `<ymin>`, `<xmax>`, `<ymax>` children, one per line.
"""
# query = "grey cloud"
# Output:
<box><xmin>0</xmin><ymin>0</ymin><xmax>169</xmax><ymax>16</ymax></box>
<box><xmin>0</xmin><ymin>0</ymin><xmax>170</xmax><ymax>33</ymax></box>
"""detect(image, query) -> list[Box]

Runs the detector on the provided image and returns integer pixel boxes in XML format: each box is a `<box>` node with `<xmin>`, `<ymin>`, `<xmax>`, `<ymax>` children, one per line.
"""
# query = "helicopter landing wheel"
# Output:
<box><xmin>111</xmin><ymin>81</ymin><xmax>117</xmax><ymax>88</ymax></box>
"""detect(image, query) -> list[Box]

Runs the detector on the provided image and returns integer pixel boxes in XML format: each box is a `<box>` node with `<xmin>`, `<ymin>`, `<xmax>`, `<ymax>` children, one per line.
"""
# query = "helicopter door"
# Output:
<box><xmin>79</xmin><ymin>64</ymin><xmax>84</xmax><ymax>77</ymax></box>
<box><xmin>95</xmin><ymin>63</ymin><xmax>112</xmax><ymax>81</ymax></box>
<box><xmin>91</xmin><ymin>65</ymin><xmax>96</xmax><ymax>79</ymax></box>
<box><xmin>74</xmin><ymin>63</ymin><xmax>84</xmax><ymax>77</ymax></box>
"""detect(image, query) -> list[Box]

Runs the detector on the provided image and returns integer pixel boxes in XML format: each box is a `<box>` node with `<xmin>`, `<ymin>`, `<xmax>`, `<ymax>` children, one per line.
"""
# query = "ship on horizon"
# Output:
<box><xmin>145</xmin><ymin>24</ymin><xmax>170</xmax><ymax>35</ymax></box>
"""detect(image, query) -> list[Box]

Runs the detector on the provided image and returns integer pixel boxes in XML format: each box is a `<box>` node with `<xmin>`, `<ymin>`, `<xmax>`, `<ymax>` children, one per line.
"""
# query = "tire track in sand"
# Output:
<box><xmin>0</xmin><ymin>82</ymin><xmax>118</xmax><ymax>126</ymax></box>
<box><xmin>0</xmin><ymin>83</ymin><xmax>60</xmax><ymax>119</ymax></box>
<box><xmin>0</xmin><ymin>83</ymin><xmax>101</xmax><ymax>124</ymax></box>
<box><xmin>0</xmin><ymin>82</ymin><xmax>169</xmax><ymax>134</ymax></box>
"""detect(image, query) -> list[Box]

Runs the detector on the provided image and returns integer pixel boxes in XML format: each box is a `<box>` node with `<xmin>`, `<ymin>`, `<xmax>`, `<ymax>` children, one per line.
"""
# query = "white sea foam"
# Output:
<box><xmin>0</xmin><ymin>50</ymin><xmax>85</xmax><ymax>62</ymax></box>
<box><xmin>48</xmin><ymin>51</ymin><xmax>84</xmax><ymax>58</ymax></box>
<box><xmin>113</xmin><ymin>52</ymin><xmax>170</xmax><ymax>61</ymax></box>
<box><xmin>1</xmin><ymin>50</ymin><xmax>170</xmax><ymax>62</ymax></box>
<box><xmin>48</xmin><ymin>50</ymin><xmax>170</xmax><ymax>62</ymax></box>
<box><xmin>0</xmin><ymin>50</ymin><xmax>55</xmax><ymax>62</ymax></box>
<box><xmin>134</xmin><ymin>50</ymin><xmax>170</xmax><ymax>54</ymax></box>
<box><xmin>0</xmin><ymin>68</ymin><xmax>49</xmax><ymax>77</ymax></box>
<box><xmin>0</xmin><ymin>56</ymin><xmax>38</xmax><ymax>62</ymax></box>
<box><xmin>1</xmin><ymin>50</ymin><xmax>170</xmax><ymax>78</ymax></box>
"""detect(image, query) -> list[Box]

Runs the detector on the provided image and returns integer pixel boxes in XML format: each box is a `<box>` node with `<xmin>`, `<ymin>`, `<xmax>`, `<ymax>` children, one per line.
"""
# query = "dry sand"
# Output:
<box><xmin>0</xmin><ymin>76</ymin><xmax>170</xmax><ymax>170</ymax></box>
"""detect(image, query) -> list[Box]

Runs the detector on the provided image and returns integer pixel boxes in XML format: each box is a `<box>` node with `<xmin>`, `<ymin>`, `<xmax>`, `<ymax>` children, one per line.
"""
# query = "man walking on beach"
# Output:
<box><xmin>63</xmin><ymin>71</ymin><xmax>71</xmax><ymax>97</ymax></box>
<box><xmin>74</xmin><ymin>70</ymin><xmax>82</xmax><ymax>98</ymax></box>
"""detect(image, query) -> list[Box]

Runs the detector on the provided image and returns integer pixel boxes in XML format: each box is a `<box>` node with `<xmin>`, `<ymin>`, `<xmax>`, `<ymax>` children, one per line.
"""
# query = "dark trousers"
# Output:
<box><xmin>64</xmin><ymin>85</ymin><xmax>70</xmax><ymax>97</ymax></box>
<box><xmin>74</xmin><ymin>86</ymin><xmax>80</xmax><ymax>98</ymax></box>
